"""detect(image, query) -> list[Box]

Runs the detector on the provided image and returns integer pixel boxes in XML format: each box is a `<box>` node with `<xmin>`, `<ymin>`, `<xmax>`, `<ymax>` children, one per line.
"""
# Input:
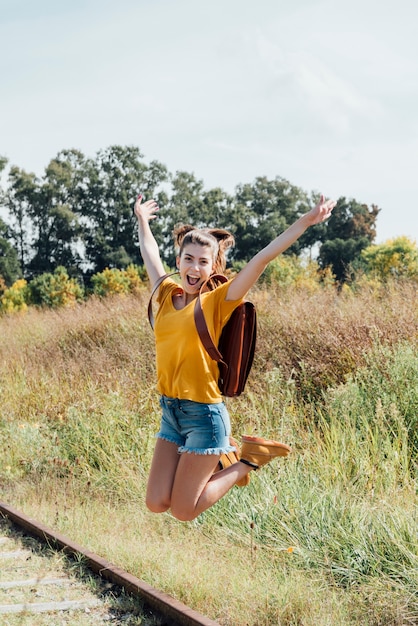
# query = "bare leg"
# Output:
<box><xmin>170</xmin><ymin>452</ymin><xmax>252</xmax><ymax>522</ymax></box>
<box><xmin>145</xmin><ymin>438</ymin><xmax>180</xmax><ymax>513</ymax></box>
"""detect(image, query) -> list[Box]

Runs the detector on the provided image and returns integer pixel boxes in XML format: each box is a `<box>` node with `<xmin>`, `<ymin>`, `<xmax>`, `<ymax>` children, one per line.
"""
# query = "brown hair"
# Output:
<box><xmin>173</xmin><ymin>224</ymin><xmax>235</xmax><ymax>274</ymax></box>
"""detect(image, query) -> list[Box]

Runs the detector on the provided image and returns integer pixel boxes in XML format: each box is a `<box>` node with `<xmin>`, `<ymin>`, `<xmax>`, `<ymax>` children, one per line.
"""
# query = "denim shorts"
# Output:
<box><xmin>157</xmin><ymin>395</ymin><xmax>235</xmax><ymax>455</ymax></box>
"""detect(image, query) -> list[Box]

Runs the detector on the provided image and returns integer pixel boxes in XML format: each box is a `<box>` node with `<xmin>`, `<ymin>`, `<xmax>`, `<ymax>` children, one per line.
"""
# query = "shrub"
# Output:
<box><xmin>123</xmin><ymin>264</ymin><xmax>146</xmax><ymax>293</ymax></box>
<box><xmin>27</xmin><ymin>267</ymin><xmax>84</xmax><ymax>308</ymax></box>
<box><xmin>0</xmin><ymin>278</ymin><xmax>28</xmax><ymax>314</ymax></box>
<box><xmin>91</xmin><ymin>265</ymin><xmax>145</xmax><ymax>297</ymax></box>
<box><xmin>361</xmin><ymin>236</ymin><xmax>418</xmax><ymax>281</ymax></box>
<box><xmin>233</xmin><ymin>254</ymin><xmax>336</xmax><ymax>291</ymax></box>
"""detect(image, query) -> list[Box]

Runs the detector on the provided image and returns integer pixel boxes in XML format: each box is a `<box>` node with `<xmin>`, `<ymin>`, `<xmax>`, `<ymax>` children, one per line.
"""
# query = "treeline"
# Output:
<box><xmin>1</xmin><ymin>145</ymin><xmax>384</xmax><ymax>288</ymax></box>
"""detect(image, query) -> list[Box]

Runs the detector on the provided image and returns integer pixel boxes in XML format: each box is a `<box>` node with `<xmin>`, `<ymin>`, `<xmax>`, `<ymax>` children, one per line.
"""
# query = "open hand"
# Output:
<box><xmin>133</xmin><ymin>194</ymin><xmax>159</xmax><ymax>221</ymax></box>
<box><xmin>308</xmin><ymin>194</ymin><xmax>336</xmax><ymax>225</ymax></box>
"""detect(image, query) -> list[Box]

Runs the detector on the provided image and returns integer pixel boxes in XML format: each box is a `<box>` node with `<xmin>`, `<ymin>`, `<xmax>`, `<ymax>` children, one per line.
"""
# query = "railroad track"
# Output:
<box><xmin>0</xmin><ymin>502</ymin><xmax>220</xmax><ymax>626</ymax></box>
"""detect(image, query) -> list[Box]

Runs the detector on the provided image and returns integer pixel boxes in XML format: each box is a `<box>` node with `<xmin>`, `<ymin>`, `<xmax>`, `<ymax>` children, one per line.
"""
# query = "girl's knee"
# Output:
<box><xmin>170</xmin><ymin>503</ymin><xmax>198</xmax><ymax>522</ymax></box>
<box><xmin>145</xmin><ymin>496</ymin><xmax>170</xmax><ymax>514</ymax></box>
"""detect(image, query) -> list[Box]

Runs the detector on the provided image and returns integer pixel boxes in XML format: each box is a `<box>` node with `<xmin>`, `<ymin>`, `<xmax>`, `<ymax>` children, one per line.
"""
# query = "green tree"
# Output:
<box><xmin>1</xmin><ymin>147</ymin><xmax>170</xmax><ymax>281</ymax></box>
<box><xmin>227</xmin><ymin>176</ymin><xmax>311</xmax><ymax>263</ymax></box>
<box><xmin>318</xmin><ymin>197</ymin><xmax>379</xmax><ymax>282</ymax></box>
<box><xmin>77</xmin><ymin>145</ymin><xmax>169</xmax><ymax>275</ymax></box>
<box><xmin>1</xmin><ymin>167</ymin><xmax>38</xmax><ymax>273</ymax></box>
<box><xmin>0</xmin><ymin>155</ymin><xmax>8</xmax><ymax>176</ymax></box>
<box><xmin>2</xmin><ymin>151</ymin><xmax>84</xmax><ymax>278</ymax></box>
<box><xmin>0</xmin><ymin>217</ymin><xmax>21</xmax><ymax>286</ymax></box>
<box><xmin>30</xmin><ymin>151</ymin><xmax>84</xmax><ymax>276</ymax></box>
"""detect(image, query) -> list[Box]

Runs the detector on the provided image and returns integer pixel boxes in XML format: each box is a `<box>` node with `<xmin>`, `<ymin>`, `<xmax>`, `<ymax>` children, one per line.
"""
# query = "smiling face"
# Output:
<box><xmin>176</xmin><ymin>243</ymin><xmax>214</xmax><ymax>294</ymax></box>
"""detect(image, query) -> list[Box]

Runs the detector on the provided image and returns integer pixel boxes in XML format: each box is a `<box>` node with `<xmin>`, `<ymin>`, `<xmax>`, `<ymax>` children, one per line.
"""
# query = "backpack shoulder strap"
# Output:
<box><xmin>194</xmin><ymin>274</ymin><xmax>228</xmax><ymax>363</ymax></box>
<box><xmin>147</xmin><ymin>271</ymin><xmax>179</xmax><ymax>330</ymax></box>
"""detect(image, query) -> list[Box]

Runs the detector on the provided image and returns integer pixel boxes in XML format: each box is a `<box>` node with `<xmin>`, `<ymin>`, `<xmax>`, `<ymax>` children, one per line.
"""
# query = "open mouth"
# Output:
<box><xmin>187</xmin><ymin>275</ymin><xmax>200</xmax><ymax>287</ymax></box>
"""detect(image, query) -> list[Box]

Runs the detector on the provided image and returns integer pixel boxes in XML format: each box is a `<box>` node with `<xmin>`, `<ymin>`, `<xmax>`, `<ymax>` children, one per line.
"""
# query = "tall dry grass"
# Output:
<box><xmin>253</xmin><ymin>279</ymin><xmax>418</xmax><ymax>399</ymax></box>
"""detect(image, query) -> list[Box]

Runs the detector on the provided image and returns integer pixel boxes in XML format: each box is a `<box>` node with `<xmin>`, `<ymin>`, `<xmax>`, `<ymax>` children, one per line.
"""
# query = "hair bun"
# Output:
<box><xmin>173</xmin><ymin>224</ymin><xmax>195</xmax><ymax>250</ymax></box>
<box><xmin>206</xmin><ymin>228</ymin><xmax>235</xmax><ymax>250</ymax></box>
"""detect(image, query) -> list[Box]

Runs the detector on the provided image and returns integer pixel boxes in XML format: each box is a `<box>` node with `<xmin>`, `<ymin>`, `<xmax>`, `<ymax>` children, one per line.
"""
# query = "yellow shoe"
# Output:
<box><xmin>217</xmin><ymin>437</ymin><xmax>250</xmax><ymax>487</ymax></box>
<box><xmin>240</xmin><ymin>435</ymin><xmax>291</xmax><ymax>469</ymax></box>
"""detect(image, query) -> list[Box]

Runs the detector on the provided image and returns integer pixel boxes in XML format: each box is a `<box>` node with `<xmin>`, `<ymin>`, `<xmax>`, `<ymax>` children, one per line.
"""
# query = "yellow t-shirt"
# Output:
<box><xmin>154</xmin><ymin>277</ymin><xmax>243</xmax><ymax>403</ymax></box>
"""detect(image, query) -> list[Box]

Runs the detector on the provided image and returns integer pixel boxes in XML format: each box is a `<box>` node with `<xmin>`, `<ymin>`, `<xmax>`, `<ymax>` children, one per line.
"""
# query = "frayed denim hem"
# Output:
<box><xmin>155</xmin><ymin>435</ymin><xmax>236</xmax><ymax>456</ymax></box>
<box><xmin>178</xmin><ymin>445</ymin><xmax>236</xmax><ymax>455</ymax></box>
<box><xmin>156</xmin><ymin>433</ymin><xmax>183</xmax><ymax>447</ymax></box>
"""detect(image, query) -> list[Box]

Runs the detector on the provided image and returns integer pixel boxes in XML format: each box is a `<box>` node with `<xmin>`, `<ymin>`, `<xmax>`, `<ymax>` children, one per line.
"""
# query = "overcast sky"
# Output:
<box><xmin>1</xmin><ymin>0</ymin><xmax>417</xmax><ymax>244</ymax></box>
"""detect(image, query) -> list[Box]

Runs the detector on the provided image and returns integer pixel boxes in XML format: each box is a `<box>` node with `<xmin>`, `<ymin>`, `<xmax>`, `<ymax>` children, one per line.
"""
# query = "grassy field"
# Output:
<box><xmin>1</xmin><ymin>280</ymin><xmax>417</xmax><ymax>625</ymax></box>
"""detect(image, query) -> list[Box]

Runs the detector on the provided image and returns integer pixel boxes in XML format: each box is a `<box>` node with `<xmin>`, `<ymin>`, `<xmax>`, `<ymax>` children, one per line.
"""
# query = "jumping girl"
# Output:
<box><xmin>134</xmin><ymin>193</ymin><xmax>336</xmax><ymax>521</ymax></box>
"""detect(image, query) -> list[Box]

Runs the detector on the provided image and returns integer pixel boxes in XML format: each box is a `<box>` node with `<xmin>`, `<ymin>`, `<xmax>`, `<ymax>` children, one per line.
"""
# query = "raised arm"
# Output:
<box><xmin>133</xmin><ymin>195</ymin><xmax>166</xmax><ymax>287</ymax></box>
<box><xmin>226</xmin><ymin>194</ymin><xmax>336</xmax><ymax>301</ymax></box>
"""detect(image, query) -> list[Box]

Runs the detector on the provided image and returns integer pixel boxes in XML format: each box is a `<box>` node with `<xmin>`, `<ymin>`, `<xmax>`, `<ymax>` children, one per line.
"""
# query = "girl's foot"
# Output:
<box><xmin>240</xmin><ymin>435</ymin><xmax>291</xmax><ymax>469</ymax></box>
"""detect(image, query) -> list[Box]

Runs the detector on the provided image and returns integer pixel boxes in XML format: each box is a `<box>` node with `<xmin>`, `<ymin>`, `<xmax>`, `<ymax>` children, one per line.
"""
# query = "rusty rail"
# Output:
<box><xmin>0</xmin><ymin>501</ymin><xmax>220</xmax><ymax>626</ymax></box>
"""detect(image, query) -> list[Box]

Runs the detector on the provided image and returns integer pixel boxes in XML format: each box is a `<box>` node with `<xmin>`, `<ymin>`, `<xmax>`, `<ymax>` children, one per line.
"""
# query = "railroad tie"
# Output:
<box><xmin>0</xmin><ymin>534</ymin><xmax>105</xmax><ymax>617</ymax></box>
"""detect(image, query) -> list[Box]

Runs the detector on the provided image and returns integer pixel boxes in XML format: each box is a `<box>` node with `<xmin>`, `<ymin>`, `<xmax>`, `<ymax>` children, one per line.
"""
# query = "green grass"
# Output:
<box><xmin>1</xmin><ymin>282</ymin><xmax>417</xmax><ymax>625</ymax></box>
